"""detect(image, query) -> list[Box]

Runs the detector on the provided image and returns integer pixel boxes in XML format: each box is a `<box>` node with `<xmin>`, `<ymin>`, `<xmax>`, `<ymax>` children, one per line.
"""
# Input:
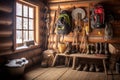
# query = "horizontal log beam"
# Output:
<box><xmin>0</xmin><ymin>40</ymin><xmax>13</xmax><ymax>49</ymax></box>
<box><xmin>49</xmin><ymin>3</ymin><xmax>89</xmax><ymax>10</ymax></box>
<box><xmin>48</xmin><ymin>32</ymin><xmax>120</xmax><ymax>43</ymax></box>
<box><xmin>0</xmin><ymin>19</ymin><xmax>12</xmax><ymax>25</ymax></box>
<box><xmin>48</xmin><ymin>0</ymin><xmax>104</xmax><ymax>4</ymax></box>
<box><xmin>48</xmin><ymin>0</ymin><xmax>76</xmax><ymax>3</ymax></box>
<box><xmin>0</xmin><ymin>50</ymin><xmax>12</xmax><ymax>56</ymax></box>
<box><xmin>0</xmin><ymin>3</ymin><xmax>12</xmax><ymax>13</ymax></box>
<box><xmin>0</xmin><ymin>31</ymin><xmax>12</xmax><ymax>37</ymax></box>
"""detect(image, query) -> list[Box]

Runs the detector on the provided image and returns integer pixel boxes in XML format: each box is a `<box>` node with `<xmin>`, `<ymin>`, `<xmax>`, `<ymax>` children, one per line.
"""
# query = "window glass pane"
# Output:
<box><xmin>16</xmin><ymin>17</ymin><xmax>22</xmax><ymax>29</ymax></box>
<box><xmin>29</xmin><ymin>31</ymin><xmax>34</xmax><ymax>40</ymax></box>
<box><xmin>16</xmin><ymin>31</ymin><xmax>22</xmax><ymax>43</ymax></box>
<box><xmin>23</xmin><ymin>18</ymin><xmax>28</xmax><ymax>29</ymax></box>
<box><xmin>29</xmin><ymin>7</ymin><xmax>34</xmax><ymax>18</ymax></box>
<box><xmin>29</xmin><ymin>19</ymin><xmax>34</xmax><ymax>29</ymax></box>
<box><xmin>16</xmin><ymin>3</ymin><xmax>22</xmax><ymax>16</ymax></box>
<box><xmin>16</xmin><ymin>2</ymin><xmax>35</xmax><ymax>47</ymax></box>
<box><xmin>23</xmin><ymin>31</ymin><xmax>28</xmax><ymax>42</ymax></box>
<box><xmin>23</xmin><ymin>5</ymin><xmax>28</xmax><ymax>17</ymax></box>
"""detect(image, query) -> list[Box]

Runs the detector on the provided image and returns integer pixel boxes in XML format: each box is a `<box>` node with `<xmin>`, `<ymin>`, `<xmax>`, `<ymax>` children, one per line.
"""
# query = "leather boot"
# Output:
<box><xmin>89</xmin><ymin>64</ymin><xmax>95</xmax><ymax>72</ymax></box>
<box><xmin>83</xmin><ymin>64</ymin><xmax>89</xmax><ymax>71</ymax></box>
<box><xmin>76</xmin><ymin>64</ymin><xmax>82</xmax><ymax>71</ymax></box>
<box><xmin>95</xmin><ymin>43</ymin><xmax>99</xmax><ymax>54</ymax></box>
<box><xmin>99</xmin><ymin>43</ymin><xmax>103</xmax><ymax>54</ymax></box>
<box><xmin>90</xmin><ymin>44</ymin><xmax>95</xmax><ymax>54</ymax></box>
<box><xmin>104</xmin><ymin>43</ymin><xmax>108</xmax><ymax>55</ymax></box>
<box><xmin>86</xmin><ymin>45</ymin><xmax>90</xmax><ymax>54</ymax></box>
<box><xmin>95</xmin><ymin>64</ymin><xmax>100</xmax><ymax>72</ymax></box>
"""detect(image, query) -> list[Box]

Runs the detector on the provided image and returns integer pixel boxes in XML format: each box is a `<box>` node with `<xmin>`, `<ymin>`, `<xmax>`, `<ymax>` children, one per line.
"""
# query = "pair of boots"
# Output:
<box><xmin>88</xmin><ymin>64</ymin><xmax>100</xmax><ymax>72</ymax></box>
<box><xmin>76</xmin><ymin>64</ymin><xmax>83</xmax><ymax>71</ymax></box>
<box><xmin>95</xmin><ymin>43</ymin><xmax>108</xmax><ymax>55</ymax></box>
<box><xmin>76</xmin><ymin>64</ymin><xmax>100</xmax><ymax>72</ymax></box>
<box><xmin>86</xmin><ymin>44</ymin><xmax>95</xmax><ymax>54</ymax></box>
<box><xmin>76</xmin><ymin>64</ymin><xmax>88</xmax><ymax>71</ymax></box>
<box><xmin>95</xmin><ymin>43</ymin><xmax>102</xmax><ymax>54</ymax></box>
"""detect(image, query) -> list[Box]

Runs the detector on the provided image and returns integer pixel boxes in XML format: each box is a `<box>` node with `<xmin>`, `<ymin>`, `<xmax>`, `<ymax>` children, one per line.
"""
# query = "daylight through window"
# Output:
<box><xmin>16</xmin><ymin>2</ymin><xmax>35</xmax><ymax>47</ymax></box>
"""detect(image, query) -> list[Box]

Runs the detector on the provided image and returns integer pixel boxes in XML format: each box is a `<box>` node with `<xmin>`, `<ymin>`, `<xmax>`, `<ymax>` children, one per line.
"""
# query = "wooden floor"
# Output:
<box><xmin>22</xmin><ymin>65</ymin><xmax>120</xmax><ymax>80</ymax></box>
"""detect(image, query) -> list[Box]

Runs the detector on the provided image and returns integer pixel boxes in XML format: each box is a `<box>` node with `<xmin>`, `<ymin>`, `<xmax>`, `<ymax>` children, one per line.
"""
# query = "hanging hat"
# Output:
<box><xmin>72</xmin><ymin>8</ymin><xmax>86</xmax><ymax>20</ymax></box>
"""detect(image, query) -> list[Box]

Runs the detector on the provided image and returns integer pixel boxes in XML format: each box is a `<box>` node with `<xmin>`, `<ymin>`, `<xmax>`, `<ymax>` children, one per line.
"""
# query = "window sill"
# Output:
<box><xmin>13</xmin><ymin>44</ymin><xmax>41</xmax><ymax>54</ymax></box>
<box><xmin>16</xmin><ymin>46</ymin><xmax>28</xmax><ymax>50</ymax></box>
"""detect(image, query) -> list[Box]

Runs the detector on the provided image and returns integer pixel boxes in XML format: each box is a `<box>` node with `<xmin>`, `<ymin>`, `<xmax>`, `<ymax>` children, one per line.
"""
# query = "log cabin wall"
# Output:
<box><xmin>48</xmin><ymin>0</ymin><xmax>120</xmax><ymax>50</ymax></box>
<box><xmin>0</xmin><ymin>0</ymin><xmax>15</xmax><ymax>56</ymax></box>
<box><xmin>0</xmin><ymin>0</ymin><xmax>15</xmax><ymax>67</ymax></box>
<box><xmin>0</xmin><ymin>0</ymin><xmax>47</xmax><ymax>69</ymax></box>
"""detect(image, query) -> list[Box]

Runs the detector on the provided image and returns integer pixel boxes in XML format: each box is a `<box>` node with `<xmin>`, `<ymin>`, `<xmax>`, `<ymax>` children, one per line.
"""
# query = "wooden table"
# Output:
<box><xmin>52</xmin><ymin>53</ymin><xmax>108</xmax><ymax>80</ymax></box>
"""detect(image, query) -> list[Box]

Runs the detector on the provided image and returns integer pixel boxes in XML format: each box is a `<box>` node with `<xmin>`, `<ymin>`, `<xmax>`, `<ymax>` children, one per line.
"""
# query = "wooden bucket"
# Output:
<box><xmin>58</xmin><ymin>42</ymin><xmax>67</xmax><ymax>53</ymax></box>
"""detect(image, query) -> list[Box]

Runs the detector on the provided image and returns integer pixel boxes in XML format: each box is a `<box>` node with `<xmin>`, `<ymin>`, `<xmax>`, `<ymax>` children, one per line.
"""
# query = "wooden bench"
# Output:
<box><xmin>52</xmin><ymin>53</ymin><xmax>108</xmax><ymax>79</ymax></box>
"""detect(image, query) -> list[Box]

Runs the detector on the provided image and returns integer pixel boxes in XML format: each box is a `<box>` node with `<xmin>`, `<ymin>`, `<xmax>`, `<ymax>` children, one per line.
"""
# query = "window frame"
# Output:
<box><xmin>14</xmin><ymin>0</ymin><xmax>40</xmax><ymax>50</ymax></box>
<box><xmin>16</xmin><ymin>1</ymin><xmax>36</xmax><ymax>47</ymax></box>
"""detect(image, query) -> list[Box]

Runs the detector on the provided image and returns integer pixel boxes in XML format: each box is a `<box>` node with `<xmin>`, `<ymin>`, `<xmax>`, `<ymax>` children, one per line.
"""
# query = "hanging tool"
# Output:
<box><xmin>72</xmin><ymin>13</ymin><xmax>82</xmax><ymax>52</ymax></box>
<box><xmin>45</xmin><ymin>6</ymin><xmax>50</xmax><ymax>49</ymax></box>
<box><xmin>79</xmin><ymin>23</ymin><xmax>88</xmax><ymax>54</ymax></box>
<box><xmin>55</xmin><ymin>5</ymin><xmax>61</xmax><ymax>52</ymax></box>
<box><xmin>72</xmin><ymin>8</ymin><xmax>86</xmax><ymax>52</ymax></box>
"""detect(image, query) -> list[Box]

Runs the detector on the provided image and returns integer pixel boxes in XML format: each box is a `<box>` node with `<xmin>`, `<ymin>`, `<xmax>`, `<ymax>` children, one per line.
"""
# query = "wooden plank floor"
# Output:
<box><xmin>23</xmin><ymin>66</ymin><xmax>120</xmax><ymax>80</ymax></box>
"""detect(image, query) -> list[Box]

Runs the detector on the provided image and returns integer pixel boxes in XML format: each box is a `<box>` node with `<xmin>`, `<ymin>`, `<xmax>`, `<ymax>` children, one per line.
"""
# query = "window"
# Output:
<box><xmin>16</xmin><ymin>2</ymin><xmax>35</xmax><ymax>47</ymax></box>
